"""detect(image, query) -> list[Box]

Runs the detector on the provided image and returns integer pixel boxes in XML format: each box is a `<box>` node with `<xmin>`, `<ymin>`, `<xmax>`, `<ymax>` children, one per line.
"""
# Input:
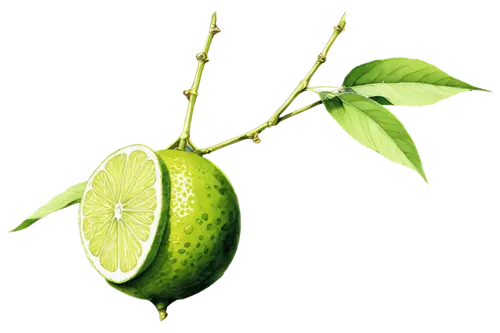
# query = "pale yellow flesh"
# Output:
<box><xmin>81</xmin><ymin>149</ymin><xmax>158</xmax><ymax>276</ymax></box>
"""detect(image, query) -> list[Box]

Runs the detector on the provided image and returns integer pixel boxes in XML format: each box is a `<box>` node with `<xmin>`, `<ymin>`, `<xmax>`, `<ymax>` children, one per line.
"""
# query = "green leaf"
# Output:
<box><xmin>343</xmin><ymin>58</ymin><xmax>488</xmax><ymax>106</ymax></box>
<box><xmin>11</xmin><ymin>182</ymin><xmax>87</xmax><ymax>232</ymax></box>
<box><xmin>312</xmin><ymin>90</ymin><xmax>427</xmax><ymax>182</ymax></box>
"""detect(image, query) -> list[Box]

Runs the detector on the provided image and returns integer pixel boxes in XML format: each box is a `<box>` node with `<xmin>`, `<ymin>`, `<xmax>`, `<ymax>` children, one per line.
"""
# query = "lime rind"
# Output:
<box><xmin>78</xmin><ymin>144</ymin><xmax>170</xmax><ymax>284</ymax></box>
<box><xmin>108</xmin><ymin>150</ymin><xmax>241</xmax><ymax>312</ymax></box>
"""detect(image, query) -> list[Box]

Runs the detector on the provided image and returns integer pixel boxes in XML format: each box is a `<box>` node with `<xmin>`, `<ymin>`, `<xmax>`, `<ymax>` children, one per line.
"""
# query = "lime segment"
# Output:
<box><xmin>79</xmin><ymin>145</ymin><xmax>169</xmax><ymax>283</ymax></box>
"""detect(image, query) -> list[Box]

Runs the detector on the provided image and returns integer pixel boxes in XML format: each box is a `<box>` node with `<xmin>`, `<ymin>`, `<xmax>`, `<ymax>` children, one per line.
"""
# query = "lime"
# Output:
<box><xmin>78</xmin><ymin>144</ymin><xmax>170</xmax><ymax>284</ymax></box>
<box><xmin>108</xmin><ymin>149</ymin><xmax>240</xmax><ymax>320</ymax></box>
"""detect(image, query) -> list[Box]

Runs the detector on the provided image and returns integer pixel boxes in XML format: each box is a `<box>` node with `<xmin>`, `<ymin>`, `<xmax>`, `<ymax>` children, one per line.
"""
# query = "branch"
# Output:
<box><xmin>176</xmin><ymin>12</ymin><xmax>220</xmax><ymax>151</ymax></box>
<box><xmin>197</xmin><ymin>12</ymin><xmax>346</xmax><ymax>155</ymax></box>
<box><xmin>198</xmin><ymin>100</ymin><xmax>323</xmax><ymax>155</ymax></box>
<box><xmin>266</xmin><ymin>12</ymin><xmax>346</xmax><ymax>126</ymax></box>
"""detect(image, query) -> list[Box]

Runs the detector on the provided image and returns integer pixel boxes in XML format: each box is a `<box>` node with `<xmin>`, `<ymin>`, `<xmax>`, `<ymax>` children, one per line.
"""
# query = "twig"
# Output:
<box><xmin>198</xmin><ymin>100</ymin><xmax>323</xmax><ymax>155</ymax></box>
<box><xmin>197</xmin><ymin>12</ymin><xmax>346</xmax><ymax>155</ymax></box>
<box><xmin>175</xmin><ymin>12</ymin><xmax>220</xmax><ymax>151</ymax></box>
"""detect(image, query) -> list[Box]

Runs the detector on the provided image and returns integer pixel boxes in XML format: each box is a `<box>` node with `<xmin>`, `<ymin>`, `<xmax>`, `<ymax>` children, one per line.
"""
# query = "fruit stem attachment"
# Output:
<box><xmin>197</xmin><ymin>12</ymin><xmax>346</xmax><ymax>155</ymax></box>
<box><xmin>176</xmin><ymin>12</ymin><xmax>220</xmax><ymax>151</ymax></box>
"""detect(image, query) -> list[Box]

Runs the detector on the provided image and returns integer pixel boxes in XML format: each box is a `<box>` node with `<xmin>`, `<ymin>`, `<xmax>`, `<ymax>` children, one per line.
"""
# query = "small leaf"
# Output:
<box><xmin>312</xmin><ymin>89</ymin><xmax>427</xmax><ymax>182</ymax></box>
<box><xmin>343</xmin><ymin>58</ymin><xmax>488</xmax><ymax>106</ymax></box>
<box><xmin>11</xmin><ymin>182</ymin><xmax>87</xmax><ymax>232</ymax></box>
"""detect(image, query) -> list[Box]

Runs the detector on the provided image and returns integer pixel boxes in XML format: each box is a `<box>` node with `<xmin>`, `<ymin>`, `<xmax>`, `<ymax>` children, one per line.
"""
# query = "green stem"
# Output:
<box><xmin>177</xmin><ymin>12</ymin><xmax>220</xmax><ymax>151</ymax></box>
<box><xmin>166</xmin><ymin>136</ymin><xmax>200</xmax><ymax>151</ymax></box>
<box><xmin>277</xmin><ymin>100</ymin><xmax>323</xmax><ymax>123</ymax></box>
<box><xmin>197</xmin><ymin>100</ymin><xmax>323</xmax><ymax>155</ymax></box>
<box><xmin>266</xmin><ymin>12</ymin><xmax>346</xmax><ymax>126</ymax></box>
<box><xmin>198</xmin><ymin>12</ymin><xmax>346</xmax><ymax>155</ymax></box>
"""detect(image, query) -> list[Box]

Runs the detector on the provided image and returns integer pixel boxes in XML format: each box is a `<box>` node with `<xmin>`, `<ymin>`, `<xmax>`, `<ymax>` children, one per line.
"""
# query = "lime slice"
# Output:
<box><xmin>79</xmin><ymin>144</ymin><xmax>170</xmax><ymax>284</ymax></box>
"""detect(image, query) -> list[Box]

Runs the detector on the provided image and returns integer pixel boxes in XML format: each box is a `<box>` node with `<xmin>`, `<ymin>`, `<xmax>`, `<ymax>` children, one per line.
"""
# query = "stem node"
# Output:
<box><xmin>210</xmin><ymin>26</ymin><xmax>221</xmax><ymax>35</ymax></box>
<box><xmin>317</xmin><ymin>53</ymin><xmax>327</xmax><ymax>63</ymax></box>
<box><xmin>196</xmin><ymin>52</ymin><xmax>209</xmax><ymax>62</ymax></box>
<box><xmin>183</xmin><ymin>89</ymin><xmax>199</xmax><ymax>100</ymax></box>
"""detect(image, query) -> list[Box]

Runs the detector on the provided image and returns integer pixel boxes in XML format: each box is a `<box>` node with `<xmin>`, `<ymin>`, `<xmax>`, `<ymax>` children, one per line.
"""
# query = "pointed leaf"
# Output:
<box><xmin>11</xmin><ymin>182</ymin><xmax>87</xmax><ymax>232</ymax></box>
<box><xmin>343</xmin><ymin>58</ymin><xmax>488</xmax><ymax>106</ymax></box>
<box><xmin>313</xmin><ymin>90</ymin><xmax>427</xmax><ymax>182</ymax></box>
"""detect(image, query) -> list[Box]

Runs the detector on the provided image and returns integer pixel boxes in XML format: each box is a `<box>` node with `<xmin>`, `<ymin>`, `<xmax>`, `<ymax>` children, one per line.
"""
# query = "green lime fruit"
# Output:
<box><xmin>107</xmin><ymin>149</ymin><xmax>240</xmax><ymax>320</ymax></box>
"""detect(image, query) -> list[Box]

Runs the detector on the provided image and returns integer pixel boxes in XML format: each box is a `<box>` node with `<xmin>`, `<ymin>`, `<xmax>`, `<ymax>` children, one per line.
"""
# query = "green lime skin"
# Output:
<box><xmin>107</xmin><ymin>150</ymin><xmax>240</xmax><ymax>318</ymax></box>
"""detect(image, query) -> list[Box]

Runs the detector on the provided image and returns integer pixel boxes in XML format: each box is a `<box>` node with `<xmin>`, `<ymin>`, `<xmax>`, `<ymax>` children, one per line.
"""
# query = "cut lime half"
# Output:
<box><xmin>79</xmin><ymin>144</ymin><xmax>170</xmax><ymax>284</ymax></box>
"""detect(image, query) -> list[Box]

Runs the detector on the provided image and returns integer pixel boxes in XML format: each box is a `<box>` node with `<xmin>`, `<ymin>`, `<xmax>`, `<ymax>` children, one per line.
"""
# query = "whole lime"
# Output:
<box><xmin>107</xmin><ymin>149</ymin><xmax>240</xmax><ymax>320</ymax></box>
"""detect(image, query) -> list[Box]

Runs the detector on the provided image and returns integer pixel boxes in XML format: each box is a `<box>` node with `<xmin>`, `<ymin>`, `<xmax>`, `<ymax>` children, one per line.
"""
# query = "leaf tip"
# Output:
<box><xmin>7</xmin><ymin>226</ymin><xmax>20</xmax><ymax>236</ymax></box>
<box><xmin>420</xmin><ymin>173</ymin><xmax>431</xmax><ymax>187</ymax></box>
<box><xmin>479</xmin><ymin>87</ymin><xmax>497</xmax><ymax>96</ymax></box>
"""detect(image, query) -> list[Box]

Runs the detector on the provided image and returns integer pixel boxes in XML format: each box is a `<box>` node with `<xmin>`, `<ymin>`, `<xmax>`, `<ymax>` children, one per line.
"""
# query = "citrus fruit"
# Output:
<box><xmin>78</xmin><ymin>144</ymin><xmax>170</xmax><ymax>284</ymax></box>
<box><xmin>108</xmin><ymin>149</ymin><xmax>240</xmax><ymax>320</ymax></box>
